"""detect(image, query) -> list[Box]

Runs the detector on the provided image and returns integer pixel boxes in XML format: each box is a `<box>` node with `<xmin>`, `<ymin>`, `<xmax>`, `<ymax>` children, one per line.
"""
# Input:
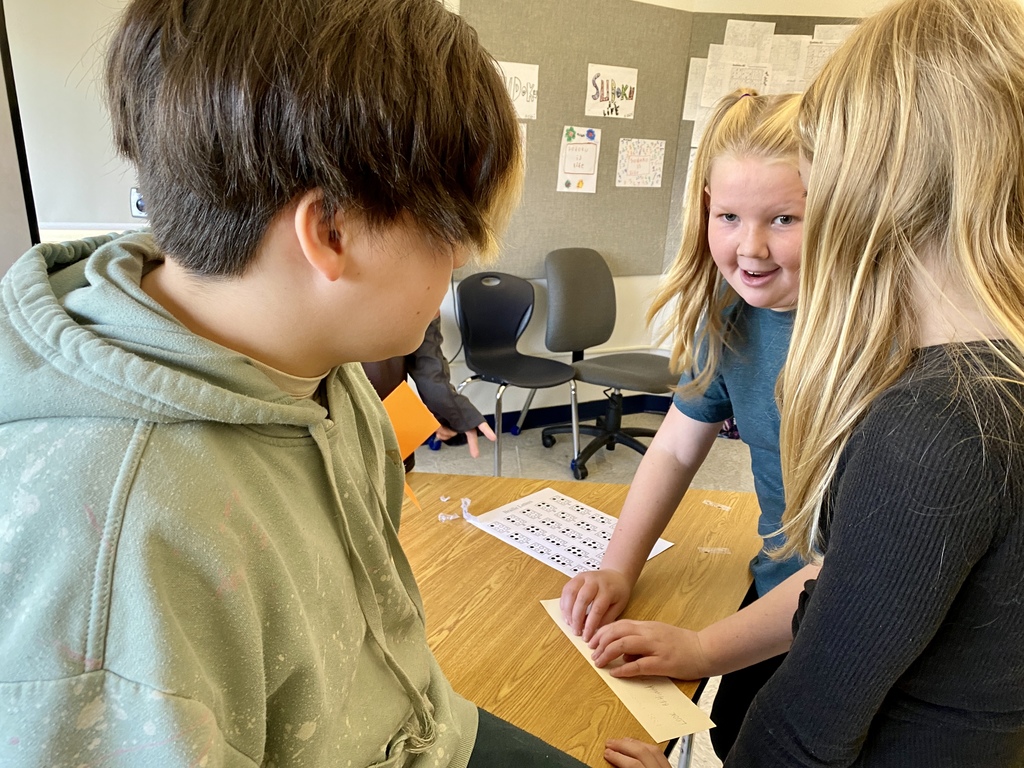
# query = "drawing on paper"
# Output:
<box><xmin>557</xmin><ymin>126</ymin><xmax>602</xmax><ymax>194</ymax></box>
<box><xmin>585</xmin><ymin>63</ymin><xmax>638</xmax><ymax>119</ymax></box>
<box><xmin>496</xmin><ymin>60</ymin><xmax>539</xmax><ymax>121</ymax></box>
<box><xmin>616</xmin><ymin>138</ymin><xmax>666</xmax><ymax>188</ymax></box>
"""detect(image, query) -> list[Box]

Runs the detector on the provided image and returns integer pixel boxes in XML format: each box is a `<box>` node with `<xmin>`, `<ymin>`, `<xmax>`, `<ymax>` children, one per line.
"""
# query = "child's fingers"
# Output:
<box><xmin>605</xmin><ymin>738</ymin><xmax>672</xmax><ymax>768</ymax></box>
<box><xmin>569</xmin><ymin>580</ymin><xmax>598</xmax><ymax>635</ymax></box>
<box><xmin>477</xmin><ymin>421</ymin><xmax>496</xmax><ymax>441</ymax></box>
<box><xmin>581</xmin><ymin>591</ymin><xmax>614</xmax><ymax>642</ymax></box>
<box><xmin>590</xmin><ymin>623</ymin><xmax>648</xmax><ymax>666</ymax></box>
<box><xmin>608</xmin><ymin>656</ymin><xmax>659</xmax><ymax>678</ymax></box>
<box><xmin>559</xmin><ymin>577</ymin><xmax>582</xmax><ymax>625</ymax></box>
<box><xmin>465</xmin><ymin>430</ymin><xmax>480</xmax><ymax>458</ymax></box>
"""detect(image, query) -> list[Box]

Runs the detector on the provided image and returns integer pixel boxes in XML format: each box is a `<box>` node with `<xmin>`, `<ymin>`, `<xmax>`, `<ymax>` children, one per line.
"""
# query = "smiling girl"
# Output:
<box><xmin>560</xmin><ymin>89</ymin><xmax>807</xmax><ymax>762</ymax></box>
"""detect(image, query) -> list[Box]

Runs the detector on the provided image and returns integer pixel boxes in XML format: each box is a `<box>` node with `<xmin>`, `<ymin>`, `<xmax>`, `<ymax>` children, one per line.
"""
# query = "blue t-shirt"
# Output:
<box><xmin>673</xmin><ymin>303</ymin><xmax>803</xmax><ymax>595</ymax></box>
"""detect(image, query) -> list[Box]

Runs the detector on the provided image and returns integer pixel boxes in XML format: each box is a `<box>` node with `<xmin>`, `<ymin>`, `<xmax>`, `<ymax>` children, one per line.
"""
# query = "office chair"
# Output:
<box><xmin>540</xmin><ymin>248</ymin><xmax>676</xmax><ymax>480</ymax></box>
<box><xmin>456</xmin><ymin>271</ymin><xmax>577</xmax><ymax>476</ymax></box>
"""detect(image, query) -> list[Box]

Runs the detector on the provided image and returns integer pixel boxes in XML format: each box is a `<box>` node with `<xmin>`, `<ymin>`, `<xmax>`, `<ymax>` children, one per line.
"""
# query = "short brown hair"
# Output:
<box><xmin>106</xmin><ymin>0</ymin><xmax>523</xmax><ymax>276</ymax></box>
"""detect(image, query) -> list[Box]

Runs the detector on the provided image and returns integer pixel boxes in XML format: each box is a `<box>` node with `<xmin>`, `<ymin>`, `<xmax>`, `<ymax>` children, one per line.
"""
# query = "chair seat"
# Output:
<box><xmin>470</xmin><ymin>352</ymin><xmax>576</xmax><ymax>389</ymax></box>
<box><xmin>573</xmin><ymin>353</ymin><xmax>675</xmax><ymax>393</ymax></box>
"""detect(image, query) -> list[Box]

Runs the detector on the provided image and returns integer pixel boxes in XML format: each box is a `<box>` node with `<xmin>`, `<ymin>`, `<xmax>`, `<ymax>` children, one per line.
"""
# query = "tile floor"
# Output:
<box><xmin>412</xmin><ymin>411</ymin><xmax>757</xmax><ymax>768</ymax></box>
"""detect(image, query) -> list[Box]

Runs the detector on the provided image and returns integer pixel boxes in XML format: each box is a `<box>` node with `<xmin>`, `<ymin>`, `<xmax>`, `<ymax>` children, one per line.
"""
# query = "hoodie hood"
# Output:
<box><xmin>0</xmin><ymin>232</ymin><xmax>324</xmax><ymax>428</ymax></box>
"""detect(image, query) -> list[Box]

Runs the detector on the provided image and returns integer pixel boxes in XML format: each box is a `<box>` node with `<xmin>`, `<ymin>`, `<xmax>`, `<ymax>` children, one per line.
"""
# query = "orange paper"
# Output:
<box><xmin>382</xmin><ymin>381</ymin><xmax>440</xmax><ymax>460</ymax></box>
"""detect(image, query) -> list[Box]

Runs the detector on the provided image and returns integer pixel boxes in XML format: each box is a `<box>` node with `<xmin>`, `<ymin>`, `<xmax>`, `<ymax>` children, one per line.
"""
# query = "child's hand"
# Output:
<box><xmin>560</xmin><ymin>569</ymin><xmax>631</xmax><ymax>641</ymax></box>
<box><xmin>604</xmin><ymin>738</ymin><xmax>672</xmax><ymax>768</ymax></box>
<box><xmin>465</xmin><ymin>421</ymin><xmax>496</xmax><ymax>458</ymax></box>
<box><xmin>435</xmin><ymin>422</ymin><xmax>496</xmax><ymax>458</ymax></box>
<box><xmin>589</xmin><ymin>620</ymin><xmax>709</xmax><ymax>681</ymax></box>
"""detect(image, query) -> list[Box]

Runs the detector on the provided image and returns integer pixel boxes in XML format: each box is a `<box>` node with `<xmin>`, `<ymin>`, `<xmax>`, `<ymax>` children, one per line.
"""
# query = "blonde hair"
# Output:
<box><xmin>647</xmin><ymin>90</ymin><xmax>801</xmax><ymax>395</ymax></box>
<box><xmin>777</xmin><ymin>0</ymin><xmax>1024</xmax><ymax>561</ymax></box>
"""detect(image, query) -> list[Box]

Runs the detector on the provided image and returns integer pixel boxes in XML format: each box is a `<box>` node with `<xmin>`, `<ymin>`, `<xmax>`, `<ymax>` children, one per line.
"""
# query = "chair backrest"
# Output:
<box><xmin>544</xmin><ymin>248</ymin><xmax>616</xmax><ymax>354</ymax></box>
<box><xmin>456</xmin><ymin>271</ymin><xmax>534</xmax><ymax>373</ymax></box>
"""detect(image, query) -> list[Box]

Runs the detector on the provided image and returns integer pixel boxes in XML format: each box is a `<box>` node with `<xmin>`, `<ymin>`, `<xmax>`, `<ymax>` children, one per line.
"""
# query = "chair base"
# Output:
<box><xmin>541</xmin><ymin>391</ymin><xmax>656</xmax><ymax>480</ymax></box>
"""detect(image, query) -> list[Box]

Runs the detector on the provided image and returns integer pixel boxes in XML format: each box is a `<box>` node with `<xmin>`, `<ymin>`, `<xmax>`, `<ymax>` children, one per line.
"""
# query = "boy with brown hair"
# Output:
<box><xmin>0</xmin><ymin>0</ymin><xmax>585</xmax><ymax>765</ymax></box>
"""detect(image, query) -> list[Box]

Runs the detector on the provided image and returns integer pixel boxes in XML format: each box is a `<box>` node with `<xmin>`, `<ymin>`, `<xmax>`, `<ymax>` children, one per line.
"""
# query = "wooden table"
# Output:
<box><xmin>400</xmin><ymin>473</ymin><xmax>761</xmax><ymax>767</ymax></box>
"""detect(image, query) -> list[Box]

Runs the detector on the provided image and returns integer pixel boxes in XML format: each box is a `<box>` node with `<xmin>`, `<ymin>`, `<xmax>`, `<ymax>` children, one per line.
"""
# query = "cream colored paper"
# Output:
<box><xmin>540</xmin><ymin>599</ymin><xmax>715</xmax><ymax>741</ymax></box>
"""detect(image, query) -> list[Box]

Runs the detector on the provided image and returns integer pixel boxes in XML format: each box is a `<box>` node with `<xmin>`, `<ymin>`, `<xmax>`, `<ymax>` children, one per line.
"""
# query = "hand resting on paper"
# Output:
<box><xmin>589</xmin><ymin>619</ymin><xmax>709</xmax><ymax>681</ymax></box>
<box><xmin>604</xmin><ymin>738</ymin><xmax>672</xmax><ymax>768</ymax></box>
<box><xmin>559</xmin><ymin>568</ymin><xmax>632</xmax><ymax>641</ymax></box>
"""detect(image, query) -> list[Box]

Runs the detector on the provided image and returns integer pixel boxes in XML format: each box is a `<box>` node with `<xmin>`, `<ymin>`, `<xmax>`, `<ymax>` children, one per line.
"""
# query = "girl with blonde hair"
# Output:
<box><xmin>595</xmin><ymin>0</ymin><xmax>1024</xmax><ymax>764</ymax></box>
<box><xmin>562</xmin><ymin>88</ymin><xmax>809</xmax><ymax>761</ymax></box>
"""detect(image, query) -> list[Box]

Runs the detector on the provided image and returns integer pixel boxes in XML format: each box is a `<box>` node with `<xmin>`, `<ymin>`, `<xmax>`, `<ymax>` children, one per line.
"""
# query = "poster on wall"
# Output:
<box><xmin>685</xmin><ymin>19</ymin><xmax>862</xmax><ymax>138</ymax></box>
<box><xmin>701</xmin><ymin>44</ymin><xmax>770</xmax><ymax>107</ymax></box>
<box><xmin>585</xmin><ymin>64</ymin><xmax>638</xmax><ymax>119</ymax></box>
<box><xmin>615</xmin><ymin>138</ymin><xmax>666</xmax><ymax>188</ymax></box>
<box><xmin>724</xmin><ymin>19</ymin><xmax>775</xmax><ymax>63</ymax></box>
<box><xmin>557</xmin><ymin>126</ymin><xmax>601</xmax><ymax>194</ymax></box>
<box><xmin>496</xmin><ymin>60</ymin><xmax>539</xmax><ymax>120</ymax></box>
<box><xmin>767</xmin><ymin>35</ymin><xmax>811</xmax><ymax>93</ymax></box>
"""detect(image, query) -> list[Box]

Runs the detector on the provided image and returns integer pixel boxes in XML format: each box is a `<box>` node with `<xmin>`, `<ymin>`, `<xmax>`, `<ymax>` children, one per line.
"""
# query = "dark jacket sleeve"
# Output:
<box><xmin>405</xmin><ymin>317</ymin><xmax>484</xmax><ymax>433</ymax></box>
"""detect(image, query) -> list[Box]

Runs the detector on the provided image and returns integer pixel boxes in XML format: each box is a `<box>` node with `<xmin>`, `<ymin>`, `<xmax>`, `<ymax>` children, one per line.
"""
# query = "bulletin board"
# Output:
<box><xmin>461</xmin><ymin>0</ymin><xmax>856</xmax><ymax>279</ymax></box>
<box><xmin>461</xmin><ymin>0</ymin><xmax>693</xmax><ymax>279</ymax></box>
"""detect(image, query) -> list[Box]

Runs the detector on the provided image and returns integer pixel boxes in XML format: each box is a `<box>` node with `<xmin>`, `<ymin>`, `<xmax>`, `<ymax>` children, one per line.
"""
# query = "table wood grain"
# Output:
<box><xmin>399</xmin><ymin>473</ymin><xmax>761</xmax><ymax>767</ymax></box>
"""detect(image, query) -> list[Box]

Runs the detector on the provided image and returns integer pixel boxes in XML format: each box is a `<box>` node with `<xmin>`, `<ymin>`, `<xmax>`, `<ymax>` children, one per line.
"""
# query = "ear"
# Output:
<box><xmin>703</xmin><ymin>185</ymin><xmax>711</xmax><ymax>209</ymax></box>
<box><xmin>294</xmin><ymin>190</ymin><xmax>346</xmax><ymax>282</ymax></box>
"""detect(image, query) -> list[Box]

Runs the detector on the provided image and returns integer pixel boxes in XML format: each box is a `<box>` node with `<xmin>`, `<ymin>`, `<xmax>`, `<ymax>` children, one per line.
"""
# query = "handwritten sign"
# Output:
<box><xmin>496</xmin><ymin>60</ymin><xmax>539</xmax><ymax>121</ymax></box>
<box><xmin>585</xmin><ymin>63</ymin><xmax>638</xmax><ymax>119</ymax></box>
<box><xmin>557</xmin><ymin>126</ymin><xmax>602</xmax><ymax>194</ymax></box>
<box><xmin>616</xmin><ymin>138</ymin><xmax>666</xmax><ymax>188</ymax></box>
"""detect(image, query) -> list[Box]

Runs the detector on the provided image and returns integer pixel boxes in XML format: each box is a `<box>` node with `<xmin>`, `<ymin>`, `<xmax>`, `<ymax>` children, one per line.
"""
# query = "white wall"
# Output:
<box><xmin>0</xmin><ymin>68</ymin><xmax>32</xmax><ymax>274</ymax></box>
<box><xmin>632</xmin><ymin>0</ymin><xmax>884</xmax><ymax>14</ymax></box>
<box><xmin>5</xmin><ymin>0</ymin><xmax>136</xmax><ymax>231</ymax></box>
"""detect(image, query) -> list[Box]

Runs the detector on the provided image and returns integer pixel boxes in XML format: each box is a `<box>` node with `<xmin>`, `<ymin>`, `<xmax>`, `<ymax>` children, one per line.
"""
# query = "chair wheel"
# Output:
<box><xmin>541</xmin><ymin>434</ymin><xmax>556</xmax><ymax>448</ymax></box>
<box><xmin>510</xmin><ymin>425</ymin><xmax>522</xmax><ymax>436</ymax></box>
<box><xmin>606</xmin><ymin>443</ymin><xmax>615</xmax><ymax>451</ymax></box>
<box><xmin>428</xmin><ymin>436</ymin><xmax>442</xmax><ymax>451</ymax></box>
<box><xmin>571</xmin><ymin>460</ymin><xmax>588</xmax><ymax>481</ymax></box>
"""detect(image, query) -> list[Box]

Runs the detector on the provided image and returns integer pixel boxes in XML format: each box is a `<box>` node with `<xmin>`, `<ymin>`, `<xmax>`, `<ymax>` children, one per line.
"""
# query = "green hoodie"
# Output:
<box><xmin>0</xmin><ymin>233</ymin><xmax>477</xmax><ymax>767</ymax></box>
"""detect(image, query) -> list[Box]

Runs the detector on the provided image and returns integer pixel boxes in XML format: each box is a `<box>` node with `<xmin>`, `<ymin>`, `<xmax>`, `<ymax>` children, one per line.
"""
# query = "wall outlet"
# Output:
<box><xmin>130</xmin><ymin>187</ymin><xmax>147</xmax><ymax>218</ymax></box>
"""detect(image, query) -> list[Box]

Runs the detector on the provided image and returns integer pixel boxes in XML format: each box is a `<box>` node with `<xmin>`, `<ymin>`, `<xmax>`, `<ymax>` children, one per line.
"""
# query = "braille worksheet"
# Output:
<box><xmin>464</xmin><ymin>488</ymin><xmax>673</xmax><ymax>577</ymax></box>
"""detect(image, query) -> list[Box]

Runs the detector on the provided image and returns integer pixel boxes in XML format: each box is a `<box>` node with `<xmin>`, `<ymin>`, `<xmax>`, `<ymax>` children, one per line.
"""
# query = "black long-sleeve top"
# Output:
<box><xmin>728</xmin><ymin>343</ymin><xmax>1024</xmax><ymax>767</ymax></box>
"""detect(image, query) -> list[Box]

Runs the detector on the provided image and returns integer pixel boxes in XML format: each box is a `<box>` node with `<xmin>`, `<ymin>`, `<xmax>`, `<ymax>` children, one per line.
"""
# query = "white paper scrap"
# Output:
<box><xmin>541</xmin><ymin>599</ymin><xmax>715</xmax><ymax>741</ymax></box>
<box><xmin>465</xmin><ymin>488</ymin><xmax>672</xmax><ymax>576</ymax></box>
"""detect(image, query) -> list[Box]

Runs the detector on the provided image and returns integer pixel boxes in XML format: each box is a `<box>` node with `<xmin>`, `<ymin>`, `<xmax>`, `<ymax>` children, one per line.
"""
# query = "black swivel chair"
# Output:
<box><xmin>456</xmin><ymin>271</ymin><xmax>577</xmax><ymax>477</ymax></box>
<box><xmin>540</xmin><ymin>248</ymin><xmax>676</xmax><ymax>480</ymax></box>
